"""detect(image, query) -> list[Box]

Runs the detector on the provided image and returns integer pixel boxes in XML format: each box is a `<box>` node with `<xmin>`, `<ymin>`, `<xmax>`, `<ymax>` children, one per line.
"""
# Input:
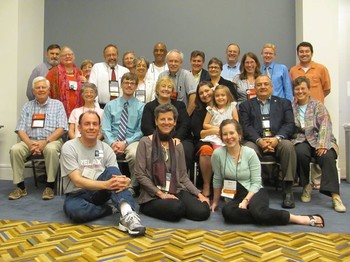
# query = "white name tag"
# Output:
<box><xmin>82</xmin><ymin>167</ymin><xmax>96</xmax><ymax>180</ymax></box>
<box><xmin>221</xmin><ymin>180</ymin><xmax>237</xmax><ymax>199</ymax></box>
<box><xmin>69</xmin><ymin>81</ymin><xmax>78</xmax><ymax>90</ymax></box>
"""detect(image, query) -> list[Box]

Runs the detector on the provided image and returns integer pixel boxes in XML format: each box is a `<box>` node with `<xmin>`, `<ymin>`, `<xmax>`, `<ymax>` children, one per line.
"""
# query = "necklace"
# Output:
<box><xmin>161</xmin><ymin>142</ymin><xmax>169</xmax><ymax>161</ymax></box>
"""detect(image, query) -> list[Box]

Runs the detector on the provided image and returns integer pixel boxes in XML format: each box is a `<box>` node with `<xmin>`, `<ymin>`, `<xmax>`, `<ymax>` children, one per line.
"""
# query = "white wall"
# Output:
<box><xmin>295</xmin><ymin>0</ymin><xmax>350</xmax><ymax>178</ymax></box>
<box><xmin>0</xmin><ymin>0</ymin><xmax>44</xmax><ymax>180</ymax></box>
<box><xmin>338</xmin><ymin>0</ymin><xmax>350</xmax><ymax>180</ymax></box>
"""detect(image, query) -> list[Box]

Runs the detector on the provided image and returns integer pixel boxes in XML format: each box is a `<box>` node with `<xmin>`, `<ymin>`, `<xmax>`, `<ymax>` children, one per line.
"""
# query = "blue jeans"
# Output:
<box><xmin>63</xmin><ymin>166</ymin><xmax>135</xmax><ymax>223</ymax></box>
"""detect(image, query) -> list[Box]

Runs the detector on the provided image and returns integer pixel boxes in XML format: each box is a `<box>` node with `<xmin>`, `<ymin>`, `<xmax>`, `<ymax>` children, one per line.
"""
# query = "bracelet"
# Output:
<box><xmin>244</xmin><ymin>198</ymin><xmax>249</xmax><ymax>203</ymax></box>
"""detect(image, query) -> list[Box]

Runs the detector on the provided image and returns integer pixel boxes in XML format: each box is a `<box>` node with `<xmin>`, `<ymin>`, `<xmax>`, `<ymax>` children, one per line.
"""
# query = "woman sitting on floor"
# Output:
<box><xmin>135</xmin><ymin>104</ymin><xmax>210</xmax><ymax>222</ymax></box>
<box><xmin>211</xmin><ymin>119</ymin><xmax>325</xmax><ymax>227</ymax></box>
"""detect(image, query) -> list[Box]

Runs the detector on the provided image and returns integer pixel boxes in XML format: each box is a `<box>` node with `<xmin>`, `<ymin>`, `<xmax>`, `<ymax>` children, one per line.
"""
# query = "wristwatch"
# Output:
<box><xmin>275</xmin><ymin>136</ymin><xmax>282</xmax><ymax>143</ymax></box>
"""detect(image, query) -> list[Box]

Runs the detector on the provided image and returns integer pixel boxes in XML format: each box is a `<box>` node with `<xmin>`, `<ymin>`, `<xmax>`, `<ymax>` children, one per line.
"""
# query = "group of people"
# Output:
<box><xmin>8</xmin><ymin>40</ymin><xmax>346</xmax><ymax>237</ymax></box>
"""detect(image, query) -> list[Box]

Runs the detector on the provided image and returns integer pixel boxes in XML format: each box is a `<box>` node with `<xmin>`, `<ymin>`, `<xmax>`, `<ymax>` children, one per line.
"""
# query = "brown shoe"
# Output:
<box><xmin>8</xmin><ymin>187</ymin><xmax>27</xmax><ymax>200</ymax></box>
<box><xmin>42</xmin><ymin>187</ymin><xmax>54</xmax><ymax>200</ymax></box>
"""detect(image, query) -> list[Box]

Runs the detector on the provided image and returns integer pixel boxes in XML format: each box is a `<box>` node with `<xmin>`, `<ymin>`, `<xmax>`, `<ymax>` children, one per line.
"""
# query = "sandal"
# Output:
<box><xmin>312</xmin><ymin>184</ymin><xmax>320</xmax><ymax>190</ymax></box>
<box><xmin>308</xmin><ymin>214</ymin><xmax>325</xmax><ymax>228</ymax></box>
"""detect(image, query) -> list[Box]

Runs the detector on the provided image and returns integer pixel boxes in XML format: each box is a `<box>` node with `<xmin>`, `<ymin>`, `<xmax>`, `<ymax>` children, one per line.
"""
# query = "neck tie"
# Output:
<box><xmin>116</xmin><ymin>101</ymin><xmax>128</xmax><ymax>141</ymax></box>
<box><xmin>111</xmin><ymin>67</ymin><xmax>116</xmax><ymax>81</ymax></box>
<box><xmin>266</xmin><ymin>66</ymin><xmax>271</xmax><ymax>78</ymax></box>
<box><xmin>110</xmin><ymin>67</ymin><xmax>118</xmax><ymax>101</ymax></box>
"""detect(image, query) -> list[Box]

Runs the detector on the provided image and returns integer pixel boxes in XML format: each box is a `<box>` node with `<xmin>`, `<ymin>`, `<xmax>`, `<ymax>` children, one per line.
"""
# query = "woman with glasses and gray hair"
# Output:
<box><xmin>68</xmin><ymin>83</ymin><xmax>104</xmax><ymax>140</ymax></box>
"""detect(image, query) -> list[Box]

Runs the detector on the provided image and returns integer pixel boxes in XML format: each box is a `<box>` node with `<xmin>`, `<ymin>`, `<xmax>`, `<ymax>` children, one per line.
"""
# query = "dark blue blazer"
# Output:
<box><xmin>199</xmin><ymin>69</ymin><xmax>210</xmax><ymax>82</ymax></box>
<box><xmin>239</xmin><ymin>95</ymin><xmax>295</xmax><ymax>142</ymax></box>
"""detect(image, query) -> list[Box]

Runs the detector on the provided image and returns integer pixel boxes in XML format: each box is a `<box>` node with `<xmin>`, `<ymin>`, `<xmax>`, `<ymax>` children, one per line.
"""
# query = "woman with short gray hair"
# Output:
<box><xmin>68</xmin><ymin>82</ymin><xmax>104</xmax><ymax>140</ymax></box>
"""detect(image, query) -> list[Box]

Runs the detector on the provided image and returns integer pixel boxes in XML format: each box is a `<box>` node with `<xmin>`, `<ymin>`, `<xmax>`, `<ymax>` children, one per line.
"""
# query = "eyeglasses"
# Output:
<box><xmin>60</xmin><ymin>53</ymin><xmax>74</xmax><ymax>57</ymax></box>
<box><xmin>208</xmin><ymin>66</ymin><xmax>220</xmax><ymax>70</ymax></box>
<box><xmin>122</xmin><ymin>81</ymin><xmax>136</xmax><ymax>86</ymax></box>
<box><xmin>34</xmin><ymin>86</ymin><xmax>48</xmax><ymax>90</ymax></box>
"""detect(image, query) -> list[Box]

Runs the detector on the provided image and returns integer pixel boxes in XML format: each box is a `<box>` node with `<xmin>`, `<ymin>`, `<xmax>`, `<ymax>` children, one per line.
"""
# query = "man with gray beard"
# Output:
<box><xmin>26</xmin><ymin>44</ymin><xmax>61</xmax><ymax>100</ymax></box>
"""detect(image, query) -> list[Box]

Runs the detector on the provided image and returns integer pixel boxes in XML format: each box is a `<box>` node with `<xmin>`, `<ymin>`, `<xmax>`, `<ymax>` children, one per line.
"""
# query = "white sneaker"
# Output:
<box><xmin>118</xmin><ymin>211</ymin><xmax>146</xmax><ymax>236</ymax></box>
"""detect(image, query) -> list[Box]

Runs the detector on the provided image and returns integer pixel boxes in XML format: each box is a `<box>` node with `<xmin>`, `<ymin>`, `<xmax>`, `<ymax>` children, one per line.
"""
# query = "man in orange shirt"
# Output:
<box><xmin>289</xmin><ymin>42</ymin><xmax>331</xmax><ymax>103</ymax></box>
<box><xmin>290</xmin><ymin>41</ymin><xmax>331</xmax><ymax>189</ymax></box>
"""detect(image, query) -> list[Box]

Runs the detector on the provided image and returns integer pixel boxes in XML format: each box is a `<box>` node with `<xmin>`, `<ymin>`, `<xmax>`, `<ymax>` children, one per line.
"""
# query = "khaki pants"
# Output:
<box><xmin>9</xmin><ymin>140</ymin><xmax>63</xmax><ymax>184</ymax></box>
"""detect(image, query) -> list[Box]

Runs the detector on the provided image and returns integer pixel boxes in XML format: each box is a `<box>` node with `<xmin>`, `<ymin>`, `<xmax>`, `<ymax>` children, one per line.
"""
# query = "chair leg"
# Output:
<box><xmin>55</xmin><ymin>165</ymin><xmax>63</xmax><ymax>196</ymax></box>
<box><xmin>32</xmin><ymin>160</ymin><xmax>38</xmax><ymax>188</ymax></box>
<box><xmin>193</xmin><ymin>162</ymin><xmax>198</xmax><ymax>187</ymax></box>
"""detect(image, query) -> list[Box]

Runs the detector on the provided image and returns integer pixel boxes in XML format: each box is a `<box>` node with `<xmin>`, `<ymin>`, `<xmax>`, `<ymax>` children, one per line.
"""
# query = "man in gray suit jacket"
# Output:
<box><xmin>239</xmin><ymin>75</ymin><xmax>297</xmax><ymax>209</ymax></box>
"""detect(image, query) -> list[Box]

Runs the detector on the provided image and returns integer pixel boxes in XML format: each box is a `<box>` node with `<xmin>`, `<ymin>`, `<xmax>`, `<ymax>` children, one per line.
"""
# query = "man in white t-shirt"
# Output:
<box><xmin>146</xmin><ymin>42</ymin><xmax>168</xmax><ymax>83</ymax></box>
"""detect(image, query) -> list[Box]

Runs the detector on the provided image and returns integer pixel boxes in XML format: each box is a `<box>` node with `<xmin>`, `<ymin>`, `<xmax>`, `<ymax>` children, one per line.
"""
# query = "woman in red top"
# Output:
<box><xmin>47</xmin><ymin>46</ymin><xmax>86</xmax><ymax>117</ymax></box>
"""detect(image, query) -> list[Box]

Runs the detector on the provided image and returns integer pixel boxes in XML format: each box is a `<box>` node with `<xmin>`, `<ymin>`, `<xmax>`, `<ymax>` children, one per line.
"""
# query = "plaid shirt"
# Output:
<box><xmin>16</xmin><ymin>97</ymin><xmax>67</xmax><ymax>140</ymax></box>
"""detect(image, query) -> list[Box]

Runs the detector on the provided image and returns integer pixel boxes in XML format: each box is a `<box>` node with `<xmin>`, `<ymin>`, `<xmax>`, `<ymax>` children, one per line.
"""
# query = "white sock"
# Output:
<box><xmin>120</xmin><ymin>201</ymin><xmax>133</xmax><ymax>217</ymax></box>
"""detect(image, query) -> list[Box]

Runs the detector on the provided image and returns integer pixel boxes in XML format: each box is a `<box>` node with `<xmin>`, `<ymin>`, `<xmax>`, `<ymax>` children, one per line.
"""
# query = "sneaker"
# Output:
<box><xmin>118</xmin><ymin>211</ymin><xmax>146</xmax><ymax>236</ymax></box>
<box><xmin>8</xmin><ymin>187</ymin><xmax>27</xmax><ymax>200</ymax></box>
<box><xmin>333</xmin><ymin>197</ymin><xmax>346</xmax><ymax>213</ymax></box>
<box><xmin>42</xmin><ymin>187</ymin><xmax>54</xmax><ymax>200</ymax></box>
<box><xmin>301</xmin><ymin>184</ymin><xmax>312</xmax><ymax>203</ymax></box>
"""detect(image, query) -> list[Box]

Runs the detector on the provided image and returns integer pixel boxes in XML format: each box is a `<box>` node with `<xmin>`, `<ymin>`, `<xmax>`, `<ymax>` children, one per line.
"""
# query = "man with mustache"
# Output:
<box><xmin>89</xmin><ymin>44</ymin><xmax>129</xmax><ymax>108</ymax></box>
<box><xmin>26</xmin><ymin>44</ymin><xmax>61</xmax><ymax>100</ymax></box>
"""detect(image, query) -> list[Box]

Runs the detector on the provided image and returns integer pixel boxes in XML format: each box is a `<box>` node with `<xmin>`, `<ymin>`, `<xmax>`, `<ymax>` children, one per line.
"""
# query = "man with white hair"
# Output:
<box><xmin>9</xmin><ymin>76</ymin><xmax>67</xmax><ymax>200</ymax></box>
<box><xmin>158</xmin><ymin>49</ymin><xmax>197</xmax><ymax>116</ymax></box>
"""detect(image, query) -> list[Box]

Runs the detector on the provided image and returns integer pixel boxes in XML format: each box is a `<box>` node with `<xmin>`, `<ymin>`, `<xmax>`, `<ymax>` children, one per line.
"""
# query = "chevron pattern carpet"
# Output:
<box><xmin>1</xmin><ymin>220</ymin><xmax>350</xmax><ymax>261</ymax></box>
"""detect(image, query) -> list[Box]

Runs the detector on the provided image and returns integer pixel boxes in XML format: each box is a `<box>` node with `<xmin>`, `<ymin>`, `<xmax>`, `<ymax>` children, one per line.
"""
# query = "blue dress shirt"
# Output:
<box><xmin>261</xmin><ymin>62</ymin><xmax>293</xmax><ymax>102</ymax></box>
<box><xmin>102</xmin><ymin>96</ymin><xmax>144</xmax><ymax>145</ymax></box>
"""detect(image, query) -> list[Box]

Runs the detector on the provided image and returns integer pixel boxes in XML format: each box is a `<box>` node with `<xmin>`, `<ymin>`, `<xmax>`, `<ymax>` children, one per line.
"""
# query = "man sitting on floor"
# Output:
<box><xmin>60</xmin><ymin>111</ymin><xmax>145</xmax><ymax>236</ymax></box>
<box><xmin>9</xmin><ymin>76</ymin><xmax>67</xmax><ymax>200</ymax></box>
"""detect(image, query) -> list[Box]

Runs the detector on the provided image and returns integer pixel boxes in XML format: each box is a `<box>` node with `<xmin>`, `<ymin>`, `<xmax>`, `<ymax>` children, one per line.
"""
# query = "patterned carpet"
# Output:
<box><xmin>1</xmin><ymin>220</ymin><xmax>350</xmax><ymax>261</ymax></box>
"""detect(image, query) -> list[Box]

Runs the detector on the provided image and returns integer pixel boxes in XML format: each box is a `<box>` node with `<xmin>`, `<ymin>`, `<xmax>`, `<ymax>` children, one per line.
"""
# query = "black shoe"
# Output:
<box><xmin>282</xmin><ymin>192</ymin><xmax>295</xmax><ymax>209</ymax></box>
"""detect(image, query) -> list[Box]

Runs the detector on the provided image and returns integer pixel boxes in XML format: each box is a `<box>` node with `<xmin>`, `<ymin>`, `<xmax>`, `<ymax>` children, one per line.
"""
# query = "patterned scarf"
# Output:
<box><xmin>50</xmin><ymin>63</ymin><xmax>83</xmax><ymax>116</ymax></box>
<box><xmin>151</xmin><ymin>128</ymin><xmax>177</xmax><ymax>194</ymax></box>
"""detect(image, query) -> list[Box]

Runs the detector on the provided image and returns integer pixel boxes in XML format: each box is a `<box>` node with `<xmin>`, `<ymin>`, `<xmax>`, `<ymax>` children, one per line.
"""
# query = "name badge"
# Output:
<box><xmin>156</xmin><ymin>172</ymin><xmax>171</xmax><ymax>193</ymax></box>
<box><xmin>262</xmin><ymin>114</ymin><xmax>272</xmax><ymax>137</ymax></box>
<box><xmin>69</xmin><ymin>81</ymin><xmax>78</xmax><ymax>90</ymax></box>
<box><xmin>221</xmin><ymin>180</ymin><xmax>237</xmax><ymax>199</ymax></box>
<box><xmin>82</xmin><ymin>167</ymin><xmax>96</xmax><ymax>180</ymax></box>
<box><xmin>246</xmin><ymin>89</ymin><xmax>256</xmax><ymax>100</ymax></box>
<box><xmin>32</xmin><ymin>114</ymin><xmax>45</xmax><ymax>128</ymax></box>
<box><xmin>135</xmin><ymin>89</ymin><xmax>146</xmax><ymax>103</ymax></box>
<box><xmin>109</xmin><ymin>80</ymin><xmax>120</xmax><ymax>97</ymax></box>
<box><xmin>95</xmin><ymin>150</ymin><xmax>104</xmax><ymax>158</ymax></box>
<box><xmin>171</xmin><ymin>91</ymin><xmax>178</xmax><ymax>101</ymax></box>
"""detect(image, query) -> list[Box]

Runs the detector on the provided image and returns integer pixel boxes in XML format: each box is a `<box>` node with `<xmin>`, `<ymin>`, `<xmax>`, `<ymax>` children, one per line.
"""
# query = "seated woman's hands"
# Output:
<box><xmin>156</xmin><ymin>191</ymin><xmax>178</xmax><ymax>200</ymax></box>
<box><xmin>197</xmin><ymin>193</ymin><xmax>210</xmax><ymax>206</ymax></box>
<box><xmin>210</xmin><ymin>202</ymin><xmax>219</xmax><ymax>212</ymax></box>
<box><xmin>238</xmin><ymin>199</ymin><xmax>248</xmax><ymax>209</ymax></box>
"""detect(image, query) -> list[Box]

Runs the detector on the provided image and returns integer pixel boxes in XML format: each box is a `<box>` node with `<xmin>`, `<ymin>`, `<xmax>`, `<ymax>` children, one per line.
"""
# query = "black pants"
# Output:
<box><xmin>222</xmin><ymin>187</ymin><xmax>290</xmax><ymax>225</ymax></box>
<box><xmin>139</xmin><ymin>190</ymin><xmax>210</xmax><ymax>222</ymax></box>
<box><xmin>295</xmin><ymin>142</ymin><xmax>339</xmax><ymax>196</ymax></box>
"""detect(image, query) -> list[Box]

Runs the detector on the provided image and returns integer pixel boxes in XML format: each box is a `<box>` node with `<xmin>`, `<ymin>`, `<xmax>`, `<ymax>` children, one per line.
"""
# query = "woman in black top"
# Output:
<box><xmin>141</xmin><ymin>76</ymin><xmax>194</xmax><ymax>170</ymax></box>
